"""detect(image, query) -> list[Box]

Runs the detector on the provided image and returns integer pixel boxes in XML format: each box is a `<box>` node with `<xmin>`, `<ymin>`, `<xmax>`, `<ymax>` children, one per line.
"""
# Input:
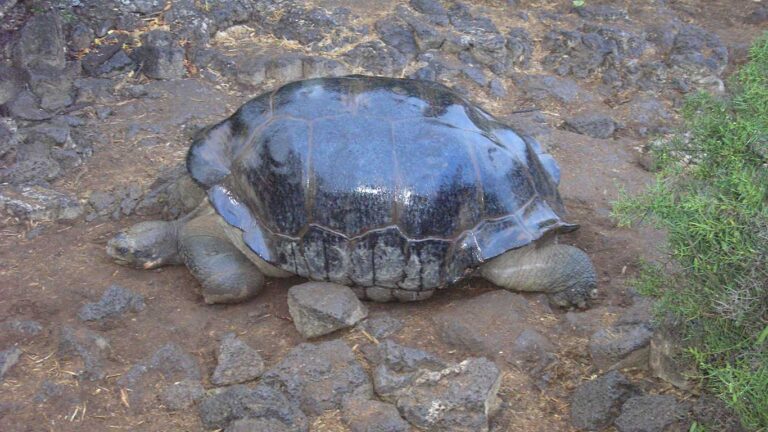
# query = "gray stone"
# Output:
<box><xmin>585</xmin><ymin>25</ymin><xmax>646</xmax><ymax>59</ymax></box>
<box><xmin>342</xmin><ymin>397</ymin><xmax>410</xmax><ymax>432</ymax></box>
<box><xmin>563</xmin><ymin>114</ymin><xmax>617</xmax><ymax>139</ymax></box>
<box><xmin>576</xmin><ymin>5</ymin><xmax>628</xmax><ymax>21</ymax></box>
<box><xmin>365</xmin><ymin>340</ymin><xmax>447</xmax><ymax>374</ymax></box>
<box><xmin>375</xmin><ymin>17</ymin><xmax>418</xmax><ymax>57</ymax></box>
<box><xmin>543</xmin><ymin>25</ymin><xmax>647</xmax><ymax>84</ymax></box>
<box><xmin>489</xmin><ymin>79</ymin><xmax>507</xmax><ymax>98</ymax></box>
<box><xmin>649</xmin><ymin>324</ymin><xmax>695</xmax><ymax>390</ymax></box>
<box><xmin>81</xmin><ymin>34</ymin><xmax>128</xmax><ymax>76</ymax></box>
<box><xmin>626</xmin><ymin>95</ymin><xmax>672</xmax><ymax>137</ymax></box>
<box><xmin>27</xmin><ymin>121</ymin><xmax>72</xmax><ymax>147</ymax></box>
<box><xmin>560</xmin><ymin>307</ymin><xmax>614</xmax><ymax>337</ymax></box>
<box><xmin>33</xmin><ymin>380</ymin><xmax>81</xmax><ymax>410</ymax></box>
<box><xmin>461</xmin><ymin>66</ymin><xmax>488</xmax><ymax>87</ymax></box>
<box><xmin>198</xmin><ymin>384</ymin><xmax>308</xmax><ymax>431</ymax></box>
<box><xmin>432</xmin><ymin>290</ymin><xmax>551</xmax><ymax>363</ymax></box>
<box><xmin>74</xmin><ymin>78</ymin><xmax>117</xmax><ymax>104</ymax></box>
<box><xmin>59</xmin><ymin>115</ymin><xmax>86</xmax><ymax>127</ymax></box>
<box><xmin>409</xmin><ymin>0</ymin><xmax>448</xmax><ymax>19</ymax></box>
<box><xmin>365</xmin><ymin>341</ymin><xmax>501</xmax><ymax>431</ymax></box>
<box><xmin>506</xmin><ymin>28</ymin><xmax>533</xmax><ymax>69</ymax></box>
<box><xmin>93</xmin><ymin>50</ymin><xmax>135</xmax><ymax>78</ymax></box>
<box><xmin>6</xmin><ymin>90</ymin><xmax>52</xmax><ymax>121</ymax></box>
<box><xmin>68</xmin><ymin>22</ymin><xmax>95</xmax><ymax>51</ymax></box>
<box><xmin>119</xmin><ymin>0</ymin><xmax>165</xmax><ymax>14</ymax></box>
<box><xmin>13</xmin><ymin>134</ymin><xmax>53</xmax><ymax>166</ymax></box>
<box><xmin>261</xmin><ymin>340</ymin><xmax>371</xmax><ymax>416</ymax></box>
<box><xmin>205</xmin><ymin>2</ymin><xmax>256</xmax><ymax>31</ymax></box>
<box><xmin>212</xmin><ymin>334</ymin><xmax>264</xmax><ymax>386</ymax></box>
<box><xmin>114</xmin><ymin>183</ymin><xmax>143</xmax><ymax>217</ymax></box>
<box><xmin>0</xmin><ymin>185</ymin><xmax>82</xmax><ymax>223</ymax></box>
<box><xmin>615</xmin><ymin>395</ymin><xmax>685</xmax><ymax>432</ymax></box>
<box><xmin>270</xmin><ymin>5</ymin><xmax>347</xmax><ymax>47</ymax></box>
<box><xmin>287</xmin><ymin>282</ymin><xmax>368</xmax><ymax>338</ymax></box>
<box><xmin>161</xmin><ymin>379</ymin><xmax>205</xmax><ymax>411</ymax></box>
<box><xmin>1</xmin><ymin>319</ymin><xmax>43</xmax><ymax>339</ymax></box>
<box><xmin>0</xmin><ymin>347</ymin><xmax>21</xmax><ymax>380</ymax></box>
<box><xmin>0</xmin><ymin>157</ymin><xmax>61</xmax><ymax>185</ymax></box>
<box><xmin>302</xmin><ymin>57</ymin><xmax>349</xmax><ymax>79</ymax></box>
<box><xmin>94</xmin><ymin>19</ymin><xmax>114</xmax><ymax>39</ymax></box>
<box><xmin>231</xmin><ymin>56</ymin><xmax>267</xmax><ymax>87</ymax></box>
<box><xmin>134</xmin><ymin>30</ymin><xmax>186</xmax><ymax>80</ymax></box>
<box><xmin>116</xmin><ymin>14</ymin><xmax>143</xmax><ymax>33</ymax></box>
<box><xmin>645</xmin><ymin>23</ymin><xmax>679</xmax><ymax>53</ymax></box>
<box><xmin>396</xmin><ymin>358</ymin><xmax>501</xmax><ymax>432</ymax></box>
<box><xmin>744</xmin><ymin>6</ymin><xmax>768</xmax><ymax>25</ymax></box>
<box><xmin>57</xmin><ymin>326</ymin><xmax>110</xmax><ymax>381</ymax></box>
<box><xmin>616</xmin><ymin>298</ymin><xmax>654</xmax><ymax>326</ymax></box>
<box><xmin>120</xmin><ymin>343</ymin><xmax>200</xmax><ymax>384</ymax></box>
<box><xmin>343</xmin><ymin>41</ymin><xmax>408</xmax><ymax>76</ymax></box>
<box><xmin>514</xmin><ymin>74</ymin><xmax>594</xmax><ymax>105</ymax></box>
<box><xmin>225</xmin><ymin>418</ymin><xmax>298</xmax><ymax>432</ymax></box>
<box><xmin>509</xmin><ymin>329</ymin><xmax>557</xmax><ymax>373</ymax></box>
<box><xmin>16</xmin><ymin>12</ymin><xmax>66</xmax><ymax>70</ymax></box>
<box><xmin>25</xmin><ymin>225</ymin><xmax>44</xmax><ymax>240</ymax></box>
<box><xmin>543</xmin><ymin>29</ymin><xmax>611</xmax><ymax>79</ymax></box>
<box><xmin>397</xmin><ymin>9</ymin><xmax>448</xmax><ymax>50</ymax></box>
<box><xmin>358</xmin><ymin>315</ymin><xmax>403</xmax><ymax>340</ymax></box>
<box><xmin>96</xmin><ymin>106</ymin><xmax>113</xmax><ymax>120</ymax></box>
<box><xmin>78</xmin><ymin>284</ymin><xmax>145</xmax><ymax>322</ymax></box>
<box><xmin>447</xmin><ymin>3</ymin><xmax>497</xmax><ymax>34</ymax></box>
<box><xmin>266</xmin><ymin>55</ymin><xmax>304</xmax><ymax>82</ymax></box>
<box><xmin>570</xmin><ymin>370</ymin><xmax>638</xmax><ymax>430</ymax></box>
<box><xmin>0</xmin><ymin>64</ymin><xmax>23</xmax><ymax>106</ymax></box>
<box><xmin>118</xmin><ymin>343</ymin><xmax>201</xmax><ymax>410</ymax></box>
<box><xmin>589</xmin><ymin>324</ymin><xmax>653</xmax><ymax>370</ymax></box>
<box><xmin>7</xmin><ymin>158</ymin><xmax>56</xmax><ymax>183</ymax></box>
<box><xmin>27</xmin><ymin>62</ymin><xmax>79</xmax><ymax>110</ymax></box>
<box><xmin>445</xmin><ymin>3</ymin><xmax>507</xmax><ymax>70</ymax></box>
<box><xmin>86</xmin><ymin>184</ymin><xmax>144</xmax><ymax>221</ymax></box>
<box><xmin>0</xmin><ymin>117</ymin><xmax>21</xmax><ymax>159</ymax></box>
<box><xmin>691</xmin><ymin>395</ymin><xmax>745</xmax><ymax>432</ymax></box>
<box><xmin>372</xmin><ymin>364</ymin><xmax>419</xmax><ymax>399</ymax></box>
<box><xmin>164</xmin><ymin>0</ymin><xmax>215</xmax><ymax>44</ymax></box>
<box><xmin>115</xmin><ymin>84</ymin><xmax>152</xmax><ymax>99</ymax></box>
<box><xmin>668</xmin><ymin>25</ymin><xmax>728</xmax><ymax>77</ymax></box>
<box><xmin>0</xmin><ymin>0</ymin><xmax>17</xmax><ymax>17</ymax></box>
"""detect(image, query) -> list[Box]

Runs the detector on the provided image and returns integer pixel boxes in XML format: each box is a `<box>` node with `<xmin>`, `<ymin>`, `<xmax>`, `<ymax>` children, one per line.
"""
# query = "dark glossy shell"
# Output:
<box><xmin>187</xmin><ymin>76</ymin><xmax>575</xmax><ymax>291</ymax></box>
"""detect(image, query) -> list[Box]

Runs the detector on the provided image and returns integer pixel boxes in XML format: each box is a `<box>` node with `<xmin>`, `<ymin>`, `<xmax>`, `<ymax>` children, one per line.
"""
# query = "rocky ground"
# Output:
<box><xmin>0</xmin><ymin>0</ymin><xmax>765</xmax><ymax>431</ymax></box>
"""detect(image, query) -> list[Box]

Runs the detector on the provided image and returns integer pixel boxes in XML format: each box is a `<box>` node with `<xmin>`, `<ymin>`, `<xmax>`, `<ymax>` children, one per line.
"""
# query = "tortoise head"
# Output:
<box><xmin>107</xmin><ymin>220</ymin><xmax>182</xmax><ymax>269</ymax></box>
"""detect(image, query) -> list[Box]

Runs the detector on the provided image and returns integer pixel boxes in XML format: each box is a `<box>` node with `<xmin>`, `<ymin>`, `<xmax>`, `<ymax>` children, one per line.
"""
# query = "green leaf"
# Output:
<box><xmin>757</xmin><ymin>325</ymin><xmax>768</xmax><ymax>346</ymax></box>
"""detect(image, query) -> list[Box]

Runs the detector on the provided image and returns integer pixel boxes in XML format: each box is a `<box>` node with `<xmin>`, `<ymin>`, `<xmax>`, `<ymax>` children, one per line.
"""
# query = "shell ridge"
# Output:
<box><xmin>461</xmin><ymin>130</ymin><xmax>487</xmax><ymax>220</ymax></box>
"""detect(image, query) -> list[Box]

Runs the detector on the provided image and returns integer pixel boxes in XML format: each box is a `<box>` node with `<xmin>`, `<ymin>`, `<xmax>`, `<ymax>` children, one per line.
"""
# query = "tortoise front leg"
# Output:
<box><xmin>180</xmin><ymin>214</ymin><xmax>264</xmax><ymax>304</ymax></box>
<box><xmin>479</xmin><ymin>243</ymin><xmax>597</xmax><ymax>308</ymax></box>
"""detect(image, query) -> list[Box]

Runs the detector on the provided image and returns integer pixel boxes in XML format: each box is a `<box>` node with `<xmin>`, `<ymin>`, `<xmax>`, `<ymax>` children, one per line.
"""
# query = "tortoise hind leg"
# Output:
<box><xmin>180</xmin><ymin>214</ymin><xmax>264</xmax><ymax>304</ymax></box>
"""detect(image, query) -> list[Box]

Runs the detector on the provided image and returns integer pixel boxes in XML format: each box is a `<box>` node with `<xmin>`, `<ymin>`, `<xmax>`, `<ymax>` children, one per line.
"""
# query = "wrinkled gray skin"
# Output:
<box><xmin>107</xmin><ymin>177</ymin><xmax>597</xmax><ymax>307</ymax></box>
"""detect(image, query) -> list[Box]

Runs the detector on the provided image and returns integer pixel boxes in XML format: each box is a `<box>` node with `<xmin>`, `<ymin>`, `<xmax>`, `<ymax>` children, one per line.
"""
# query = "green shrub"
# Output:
<box><xmin>613</xmin><ymin>33</ymin><xmax>768</xmax><ymax>430</ymax></box>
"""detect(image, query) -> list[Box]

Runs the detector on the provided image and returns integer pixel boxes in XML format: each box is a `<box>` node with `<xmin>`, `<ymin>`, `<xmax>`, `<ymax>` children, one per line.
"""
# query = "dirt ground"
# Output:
<box><xmin>0</xmin><ymin>0</ymin><xmax>764</xmax><ymax>431</ymax></box>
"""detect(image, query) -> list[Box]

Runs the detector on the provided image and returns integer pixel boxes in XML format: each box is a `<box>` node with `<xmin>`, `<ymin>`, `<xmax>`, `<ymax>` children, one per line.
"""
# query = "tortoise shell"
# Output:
<box><xmin>187</xmin><ymin>75</ymin><xmax>575</xmax><ymax>291</ymax></box>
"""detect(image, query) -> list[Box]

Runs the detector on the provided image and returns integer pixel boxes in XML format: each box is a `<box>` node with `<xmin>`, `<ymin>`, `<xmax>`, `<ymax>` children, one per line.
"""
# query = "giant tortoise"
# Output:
<box><xmin>107</xmin><ymin>75</ymin><xmax>597</xmax><ymax>307</ymax></box>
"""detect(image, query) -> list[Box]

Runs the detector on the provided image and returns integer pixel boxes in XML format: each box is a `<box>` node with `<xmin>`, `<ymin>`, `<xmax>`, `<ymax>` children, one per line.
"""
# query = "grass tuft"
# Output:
<box><xmin>613</xmin><ymin>33</ymin><xmax>768</xmax><ymax>430</ymax></box>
